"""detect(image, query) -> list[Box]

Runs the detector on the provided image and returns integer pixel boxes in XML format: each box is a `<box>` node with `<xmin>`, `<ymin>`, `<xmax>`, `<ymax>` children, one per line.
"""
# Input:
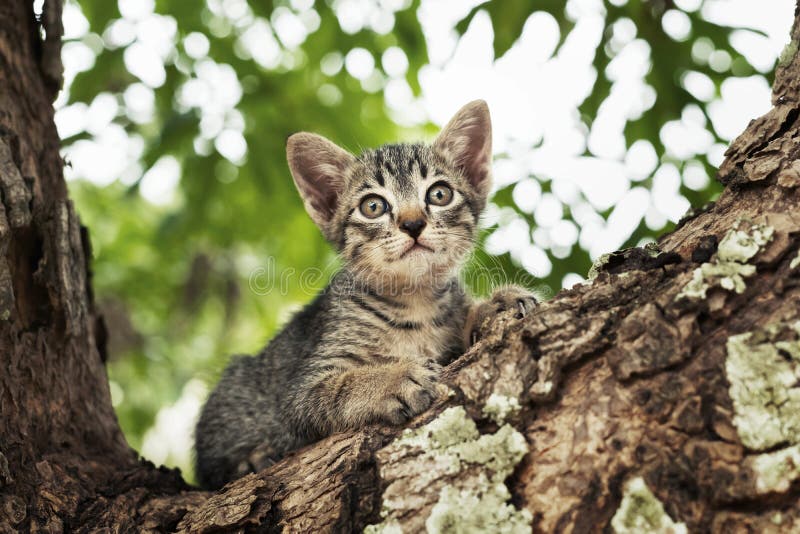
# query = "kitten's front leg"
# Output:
<box><xmin>463</xmin><ymin>285</ymin><xmax>538</xmax><ymax>346</ymax></box>
<box><xmin>295</xmin><ymin>359</ymin><xmax>442</xmax><ymax>435</ymax></box>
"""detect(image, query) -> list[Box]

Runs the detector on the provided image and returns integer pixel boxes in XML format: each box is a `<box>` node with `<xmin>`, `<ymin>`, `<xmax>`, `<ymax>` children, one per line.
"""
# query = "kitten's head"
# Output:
<box><xmin>286</xmin><ymin>100</ymin><xmax>492</xmax><ymax>286</ymax></box>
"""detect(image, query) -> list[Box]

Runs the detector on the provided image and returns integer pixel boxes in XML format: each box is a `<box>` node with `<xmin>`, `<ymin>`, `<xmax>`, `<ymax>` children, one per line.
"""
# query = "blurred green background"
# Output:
<box><xmin>56</xmin><ymin>0</ymin><xmax>792</xmax><ymax>480</ymax></box>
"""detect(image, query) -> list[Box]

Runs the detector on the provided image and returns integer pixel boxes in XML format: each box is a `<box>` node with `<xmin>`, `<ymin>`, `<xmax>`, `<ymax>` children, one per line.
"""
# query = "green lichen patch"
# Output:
<box><xmin>644</xmin><ymin>241</ymin><xmax>662</xmax><ymax>257</ymax></box>
<box><xmin>455</xmin><ymin>424</ymin><xmax>528</xmax><ymax>479</ymax></box>
<box><xmin>677</xmin><ymin>220</ymin><xmax>773</xmax><ymax>300</ymax></box>
<box><xmin>586</xmin><ymin>244</ymin><xmax>660</xmax><ymax>281</ymax></box>
<box><xmin>779</xmin><ymin>39</ymin><xmax>799</xmax><ymax>66</ymax></box>
<box><xmin>393</xmin><ymin>406</ymin><xmax>528</xmax><ymax>482</ymax></box>
<box><xmin>725</xmin><ymin>322</ymin><xmax>800</xmax><ymax>450</ymax></box>
<box><xmin>717</xmin><ymin>223</ymin><xmax>774</xmax><ymax>262</ymax></box>
<box><xmin>394</xmin><ymin>405</ymin><xmax>480</xmax><ymax>451</ymax></box>
<box><xmin>680</xmin><ymin>261</ymin><xmax>755</xmax><ymax>298</ymax></box>
<box><xmin>364</xmin><ymin>519</ymin><xmax>404</xmax><ymax>534</ymax></box>
<box><xmin>752</xmin><ymin>444</ymin><xmax>800</xmax><ymax>494</ymax></box>
<box><xmin>425</xmin><ymin>475</ymin><xmax>533</xmax><ymax>534</ymax></box>
<box><xmin>588</xmin><ymin>252</ymin><xmax>613</xmax><ymax>281</ymax></box>
<box><xmin>366</xmin><ymin>407</ymin><xmax>531</xmax><ymax>533</ymax></box>
<box><xmin>482</xmin><ymin>393</ymin><xmax>522</xmax><ymax>425</ymax></box>
<box><xmin>790</xmin><ymin>250</ymin><xmax>800</xmax><ymax>270</ymax></box>
<box><xmin>611</xmin><ymin>477</ymin><xmax>687</xmax><ymax>534</ymax></box>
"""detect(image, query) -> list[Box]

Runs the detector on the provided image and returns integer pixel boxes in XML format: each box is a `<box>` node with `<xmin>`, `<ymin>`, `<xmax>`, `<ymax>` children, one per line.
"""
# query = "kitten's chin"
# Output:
<box><xmin>394</xmin><ymin>254</ymin><xmax>462</xmax><ymax>285</ymax></box>
<box><xmin>393</xmin><ymin>242</ymin><xmax>469</xmax><ymax>280</ymax></box>
<box><xmin>345</xmin><ymin>237</ymin><xmax>470</xmax><ymax>288</ymax></box>
<box><xmin>399</xmin><ymin>242</ymin><xmax>434</xmax><ymax>258</ymax></box>
<box><xmin>348</xmin><ymin>255</ymin><xmax>455</xmax><ymax>290</ymax></box>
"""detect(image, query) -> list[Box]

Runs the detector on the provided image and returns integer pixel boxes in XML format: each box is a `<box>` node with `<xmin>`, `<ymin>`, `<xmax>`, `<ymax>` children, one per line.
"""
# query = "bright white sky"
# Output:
<box><xmin>56</xmin><ymin>0</ymin><xmax>795</xmax><ymax>472</ymax></box>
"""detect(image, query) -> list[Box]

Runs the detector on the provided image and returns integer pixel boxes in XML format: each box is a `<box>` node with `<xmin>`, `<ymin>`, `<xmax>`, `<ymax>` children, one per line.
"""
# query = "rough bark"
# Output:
<box><xmin>2</xmin><ymin>1</ymin><xmax>800</xmax><ymax>532</ymax></box>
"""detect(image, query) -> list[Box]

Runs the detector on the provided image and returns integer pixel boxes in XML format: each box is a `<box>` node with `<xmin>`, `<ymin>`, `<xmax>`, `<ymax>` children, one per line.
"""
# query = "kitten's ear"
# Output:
<box><xmin>287</xmin><ymin>132</ymin><xmax>355</xmax><ymax>237</ymax></box>
<box><xmin>433</xmin><ymin>100</ymin><xmax>492</xmax><ymax>197</ymax></box>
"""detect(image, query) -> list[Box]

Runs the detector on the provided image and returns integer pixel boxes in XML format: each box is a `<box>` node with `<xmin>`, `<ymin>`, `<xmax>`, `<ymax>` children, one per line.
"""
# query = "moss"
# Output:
<box><xmin>425</xmin><ymin>475</ymin><xmax>533</xmax><ymax>534</ymax></box>
<box><xmin>725</xmin><ymin>321</ymin><xmax>800</xmax><ymax>450</ymax></box>
<box><xmin>367</xmin><ymin>407</ymin><xmax>531</xmax><ymax>532</ymax></box>
<box><xmin>482</xmin><ymin>394</ymin><xmax>522</xmax><ymax>425</ymax></box>
<box><xmin>611</xmin><ymin>477</ymin><xmax>687</xmax><ymax>534</ymax></box>
<box><xmin>752</xmin><ymin>444</ymin><xmax>800</xmax><ymax>494</ymax></box>
<box><xmin>677</xmin><ymin>221</ymin><xmax>773</xmax><ymax>300</ymax></box>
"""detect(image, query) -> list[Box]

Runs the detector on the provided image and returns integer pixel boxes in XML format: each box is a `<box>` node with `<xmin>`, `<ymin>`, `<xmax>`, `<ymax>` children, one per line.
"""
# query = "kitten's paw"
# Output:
<box><xmin>466</xmin><ymin>285</ymin><xmax>538</xmax><ymax>345</ymax></box>
<box><xmin>235</xmin><ymin>443</ymin><xmax>279</xmax><ymax>478</ymax></box>
<box><xmin>379</xmin><ymin>362</ymin><xmax>440</xmax><ymax>425</ymax></box>
<box><xmin>489</xmin><ymin>285</ymin><xmax>538</xmax><ymax>318</ymax></box>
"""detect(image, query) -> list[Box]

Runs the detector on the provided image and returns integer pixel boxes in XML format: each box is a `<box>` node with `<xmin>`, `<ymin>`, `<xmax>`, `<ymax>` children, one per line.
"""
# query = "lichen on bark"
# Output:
<box><xmin>725</xmin><ymin>321</ymin><xmax>800</xmax><ymax>450</ymax></box>
<box><xmin>790</xmin><ymin>250</ymin><xmax>800</xmax><ymax>269</ymax></box>
<box><xmin>482</xmin><ymin>393</ymin><xmax>521</xmax><ymax>425</ymax></box>
<box><xmin>677</xmin><ymin>220</ymin><xmax>774</xmax><ymax>299</ymax></box>
<box><xmin>365</xmin><ymin>406</ymin><xmax>531</xmax><ymax>533</ymax></box>
<box><xmin>425</xmin><ymin>476</ymin><xmax>532</xmax><ymax>534</ymax></box>
<box><xmin>751</xmin><ymin>444</ymin><xmax>800</xmax><ymax>494</ymax></box>
<box><xmin>611</xmin><ymin>477</ymin><xmax>687</xmax><ymax>534</ymax></box>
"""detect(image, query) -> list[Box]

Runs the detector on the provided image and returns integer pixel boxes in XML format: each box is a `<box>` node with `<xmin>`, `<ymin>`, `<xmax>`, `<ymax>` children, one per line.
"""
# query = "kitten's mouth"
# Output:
<box><xmin>400</xmin><ymin>241</ymin><xmax>434</xmax><ymax>258</ymax></box>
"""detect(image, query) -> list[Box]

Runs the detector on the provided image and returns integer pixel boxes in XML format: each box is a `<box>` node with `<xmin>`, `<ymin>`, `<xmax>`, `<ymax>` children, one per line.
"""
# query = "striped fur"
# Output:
<box><xmin>195</xmin><ymin>101</ymin><xmax>529</xmax><ymax>489</ymax></box>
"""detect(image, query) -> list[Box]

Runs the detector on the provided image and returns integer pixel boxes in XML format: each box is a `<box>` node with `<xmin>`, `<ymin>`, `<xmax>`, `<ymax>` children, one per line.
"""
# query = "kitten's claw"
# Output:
<box><xmin>465</xmin><ymin>285</ymin><xmax>538</xmax><ymax>346</ymax></box>
<box><xmin>490</xmin><ymin>285</ymin><xmax>538</xmax><ymax>318</ymax></box>
<box><xmin>395</xmin><ymin>395</ymin><xmax>414</xmax><ymax>420</ymax></box>
<box><xmin>424</xmin><ymin>359</ymin><xmax>442</xmax><ymax>372</ymax></box>
<box><xmin>236</xmin><ymin>443</ymin><xmax>279</xmax><ymax>478</ymax></box>
<box><xmin>514</xmin><ymin>295</ymin><xmax>538</xmax><ymax>318</ymax></box>
<box><xmin>380</xmin><ymin>362</ymin><xmax>439</xmax><ymax>425</ymax></box>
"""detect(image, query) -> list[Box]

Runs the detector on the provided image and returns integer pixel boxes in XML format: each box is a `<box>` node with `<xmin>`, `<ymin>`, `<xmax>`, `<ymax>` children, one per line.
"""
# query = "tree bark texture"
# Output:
<box><xmin>3</xmin><ymin>1</ymin><xmax>800</xmax><ymax>533</ymax></box>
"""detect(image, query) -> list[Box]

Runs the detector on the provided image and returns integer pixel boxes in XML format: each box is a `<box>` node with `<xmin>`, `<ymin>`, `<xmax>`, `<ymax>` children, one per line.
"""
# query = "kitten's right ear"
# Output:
<box><xmin>287</xmin><ymin>132</ymin><xmax>355</xmax><ymax>238</ymax></box>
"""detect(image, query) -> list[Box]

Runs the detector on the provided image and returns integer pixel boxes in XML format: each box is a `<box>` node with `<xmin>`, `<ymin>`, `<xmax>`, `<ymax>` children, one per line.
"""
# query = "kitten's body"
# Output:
<box><xmin>195</xmin><ymin>270</ymin><xmax>468</xmax><ymax>488</ymax></box>
<box><xmin>195</xmin><ymin>102</ymin><xmax>536</xmax><ymax>489</ymax></box>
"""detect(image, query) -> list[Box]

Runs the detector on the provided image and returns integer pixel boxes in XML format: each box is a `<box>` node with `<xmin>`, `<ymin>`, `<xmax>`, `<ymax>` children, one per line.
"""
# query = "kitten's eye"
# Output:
<box><xmin>426</xmin><ymin>183</ymin><xmax>453</xmax><ymax>206</ymax></box>
<box><xmin>359</xmin><ymin>195</ymin><xmax>388</xmax><ymax>218</ymax></box>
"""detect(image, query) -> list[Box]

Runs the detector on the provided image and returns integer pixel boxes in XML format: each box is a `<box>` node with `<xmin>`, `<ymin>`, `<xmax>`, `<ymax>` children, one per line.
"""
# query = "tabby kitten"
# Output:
<box><xmin>194</xmin><ymin>100</ymin><xmax>536</xmax><ymax>489</ymax></box>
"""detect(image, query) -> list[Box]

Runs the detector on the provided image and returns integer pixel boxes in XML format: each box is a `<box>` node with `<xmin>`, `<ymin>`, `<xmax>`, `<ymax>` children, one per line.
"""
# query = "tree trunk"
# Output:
<box><xmin>3</xmin><ymin>1</ymin><xmax>800</xmax><ymax>532</ymax></box>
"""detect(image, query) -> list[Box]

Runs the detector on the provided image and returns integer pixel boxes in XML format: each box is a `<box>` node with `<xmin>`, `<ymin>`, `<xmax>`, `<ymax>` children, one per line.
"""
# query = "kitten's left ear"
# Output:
<box><xmin>433</xmin><ymin>100</ymin><xmax>492</xmax><ymax>198</ymax></box>
<box><xmin>287</xmin><ymin>132</ymin><xmax>355</xmax><ymax>241</ymax></box>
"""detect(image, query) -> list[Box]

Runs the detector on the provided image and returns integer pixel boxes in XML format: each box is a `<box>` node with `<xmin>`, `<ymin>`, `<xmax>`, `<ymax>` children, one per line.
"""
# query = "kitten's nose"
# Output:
<box><xmin>399</xmin><ymin>218</ymin><xmax>426</xmax><ymax>239</ymax></box>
